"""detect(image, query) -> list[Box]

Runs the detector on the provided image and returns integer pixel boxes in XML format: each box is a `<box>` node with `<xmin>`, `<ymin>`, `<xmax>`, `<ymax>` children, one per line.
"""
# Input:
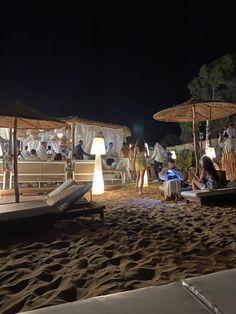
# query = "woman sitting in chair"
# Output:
<box><xmin>159</xmin><ymin>159</ymin><xmax>183</xmax><ymax>200</ymax></box>
<box><xmin>192</xmin><ymin>155</ymin><xmax>220</xmax><ymax>190</ymax></box>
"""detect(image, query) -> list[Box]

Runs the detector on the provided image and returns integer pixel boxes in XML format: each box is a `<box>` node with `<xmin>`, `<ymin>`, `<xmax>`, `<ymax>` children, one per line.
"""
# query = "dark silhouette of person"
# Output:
<box><xmin>74</xmin><ymin>140</ymin><xmax>91</xmax><ymax>160</ymax></box>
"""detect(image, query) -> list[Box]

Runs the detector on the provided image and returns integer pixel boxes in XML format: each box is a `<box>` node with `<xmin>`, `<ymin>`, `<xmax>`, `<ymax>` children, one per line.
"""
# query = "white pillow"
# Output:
<box><xmin>46</xmin><ymin>179</ymin><xmax>76</xmax><ymax>198</ymax></box>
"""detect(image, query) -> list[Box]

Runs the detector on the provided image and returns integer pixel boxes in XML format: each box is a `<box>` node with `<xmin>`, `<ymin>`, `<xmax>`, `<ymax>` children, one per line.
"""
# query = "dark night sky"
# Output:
<box><xmin>1</xmin><ymin>1</ymin><xmax>236</xmax><ymax>145</ymax></box>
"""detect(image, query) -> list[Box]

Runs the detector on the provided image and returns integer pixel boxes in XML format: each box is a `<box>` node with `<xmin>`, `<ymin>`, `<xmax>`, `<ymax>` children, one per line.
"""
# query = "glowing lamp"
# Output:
<box><xmin>57</xmin><ymin>132</ymin><xmax>64</xmax><ymax>139</ymax></box>
<box><xmin>206</xmin><ymin>147</ymin><xmax>216</xmax><ymax>159</ymax></box>
<box><xmin>90</xmin><ymin>137</ymin><xmax>106</xmax><ymax>195</ymax></box>
<box><xmin>143</xmin><ymin>143</ymin><xmax>149</xmax><ymax>187</ymax></box>
<box><xmin>170</xmin><ymin>151</ymin><xmax>177</xmax><ymax>159</ymax></box>
<box><xmin>143</xmin><ymin>170</ymin><xmax>148</xmax><ymax>187</ymax></box>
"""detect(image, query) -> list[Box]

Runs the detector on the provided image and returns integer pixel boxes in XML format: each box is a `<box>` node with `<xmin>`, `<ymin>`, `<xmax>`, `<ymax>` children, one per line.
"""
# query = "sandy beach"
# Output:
<box><xmin>0</xmin><ymin>183</ymin><xmax>236</xmax><ymax>314</ymax></box>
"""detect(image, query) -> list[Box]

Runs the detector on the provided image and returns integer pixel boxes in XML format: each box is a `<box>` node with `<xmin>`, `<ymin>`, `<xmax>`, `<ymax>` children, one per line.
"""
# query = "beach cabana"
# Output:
<box><xmin>0</xmin><ymin>100</ymin><xmax>67</xmax><ymax>202</ymax></box>
<box><xmin>65</xmin><ymin>116</ymin><xmax>132</xmax><ymax>155</ymax></box>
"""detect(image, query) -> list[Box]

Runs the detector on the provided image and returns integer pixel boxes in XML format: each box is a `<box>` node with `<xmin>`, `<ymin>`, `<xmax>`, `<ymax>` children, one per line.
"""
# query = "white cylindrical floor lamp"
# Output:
<box><xmin>90</xmin><ymin>137</ymin><xmax>106</xmax><ymax>195</ymax></box>
<box><xmin>143</xmin><ymin>170</ymin><xmax>148</xmax><ymax>187</ymax></box>
<box><xmin>144</xmin><ymin>143</ymin><xmax>149</xmax><ymax>187</ymax></box>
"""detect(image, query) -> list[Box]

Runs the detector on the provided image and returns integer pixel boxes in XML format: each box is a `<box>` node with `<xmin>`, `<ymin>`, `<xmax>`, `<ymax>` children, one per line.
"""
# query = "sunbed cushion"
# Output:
<box><xmin>46</xmin><ymin>183</ymin><xmax>92</xmax><ymax>211</ymax></box>
<box><xmin>46</xmin><ymin>179</ymin><xmax>76</xmax><ymax>198</ymax></box>
<box><xmin>185</xmin><ymin>269</ymin><xmax>236</xmax><ymax>314</ymax></box>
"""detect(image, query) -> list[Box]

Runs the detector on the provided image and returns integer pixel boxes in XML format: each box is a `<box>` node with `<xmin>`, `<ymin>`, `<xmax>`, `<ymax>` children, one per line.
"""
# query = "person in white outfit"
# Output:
<box><xmin>21</xmin><ymin>145</ymin><xmax>30</xmax><ymax>159</ymax></box>
<box><xmin>226</xmin><ymin>122</ymin><xmax>235</xmax><ymax>138</ymax></box>
<box><xmin>159</xmin><ymin>159</ymin><xmax>183</xmax><ymax>200</ymax></box>
<box><xmin>37</xmin><ymin>142</ymin><xmax>47</xmax><ymax>160</ymax></box>
<box><xmin>151</xmin><ymin>142</ymin><xmax>167</xmax><ymax>181</ymax></box>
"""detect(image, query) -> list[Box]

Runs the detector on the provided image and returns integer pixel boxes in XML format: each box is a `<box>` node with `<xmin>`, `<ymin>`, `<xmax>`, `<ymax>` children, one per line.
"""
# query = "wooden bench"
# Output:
<box><xmin>11</xmin><ymin>161</ymin><xmax>67</xmax><ymax>188</ymax></box>
<box><xmin>72</xmin><ymin>160</ymin><xmax>123</xmax><ymax>184</ymax></box>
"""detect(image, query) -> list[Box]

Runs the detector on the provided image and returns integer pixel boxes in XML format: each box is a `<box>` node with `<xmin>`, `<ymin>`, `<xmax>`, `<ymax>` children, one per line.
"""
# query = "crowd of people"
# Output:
<box><xmin>16</xmin><ymin>128</ymin><xmax>229</xmax><ymax>200</ymax></box>
<box><xmin>18</xmin><ymin>142</ymin><xmax>72</xmax><ymax>161</ymax></box>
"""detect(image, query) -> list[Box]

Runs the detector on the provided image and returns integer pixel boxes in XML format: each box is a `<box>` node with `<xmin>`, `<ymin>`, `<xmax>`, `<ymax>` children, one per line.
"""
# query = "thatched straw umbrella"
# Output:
<box><xmin>153</xmin><ymin>99</ymin><xmax>236</xmax><ymax>172</ymax></box>
<box><xmin>0</xmin><ymin>100</ymin><xmax>67</xmax><ymax>203</ymax></box>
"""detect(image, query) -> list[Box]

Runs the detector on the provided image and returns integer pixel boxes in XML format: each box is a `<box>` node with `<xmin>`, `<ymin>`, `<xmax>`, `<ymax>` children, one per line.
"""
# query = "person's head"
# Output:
<box><xmin>201</xmin><ymin>155</ymin><xmax>219</xmax><ymax>180</ymax></box>
<box><xmin>167</xmin><ymin>159</ymin><xmax>175</xmax><ymax>169</ymax></box>
<box><xmin>109</xmin><ymin>142</ymin><xmax>113</xmax><ymax>147</ymax></box>
<box><xmin>41</xmin><ymin>142</ymin><xmax>47</xmax><ymax>148</ymax></box>
<box><xmin>30</xmin><ymin>149</ymin><xmax>37</xmax><ymax>155</ymax></box>
<box><xmin>135</xmin><ymin>138</ymin><xmax>145</xmax><ymax>152</ymax></box>
<box><xmin>24</xmin><ymin>145</ymin><xmax>28</xmax><ymax>150</ymax></box>
<box><xmin>47</xmin><ymin>145</ymin><xmax>52</xmax><ymax>150</ymax></box>
<box><xmin>79</xmin><ymin>140</ymin><xmax>83</xmax><ymax>146</ymax></box>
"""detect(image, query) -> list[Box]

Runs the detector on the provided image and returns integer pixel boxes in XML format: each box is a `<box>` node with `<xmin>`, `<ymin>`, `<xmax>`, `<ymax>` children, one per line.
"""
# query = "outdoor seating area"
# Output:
<box><xmin>11</xmin><ymin>160</ymin><xmax>68</xmax><ymax>189</ymax></box>
<box><xmin>72</xmin><ymin>160</ymin><xmax>123</xmax><ymax>186</ymax></box>
<box><xmin>20</xmin><ymin>268</ymin><xmax>236</xmax><ymax>314</ymax></box>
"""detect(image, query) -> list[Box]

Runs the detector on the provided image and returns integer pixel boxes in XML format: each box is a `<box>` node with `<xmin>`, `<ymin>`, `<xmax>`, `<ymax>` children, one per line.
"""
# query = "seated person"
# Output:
<box><xmin>25</xmin><ymin>149</ymin><xmax>40</xmax><ymax>161</ymax></box>
<box><xmin>159</xmin><ymin>159</ymin><xmax>184</xmax><ymax>200</ymax></box>
<box><xmin>192</xmin><ymin>155</ymin><xmax>220</xmax><ymax>190</ymax></box>
<box><xmin>106</xmin><ymin>142</ymin><xmax>117</xmax><ymax>166</ymax></box>
<box><xmin>102</xmin><ymin>157</ymin><xmax>131</xmax><ymax>184</ymax></box>
<box><xmin>47</xmin><ymin>145</ymin><xmax>56</xmax><ymax>160</ymax></box>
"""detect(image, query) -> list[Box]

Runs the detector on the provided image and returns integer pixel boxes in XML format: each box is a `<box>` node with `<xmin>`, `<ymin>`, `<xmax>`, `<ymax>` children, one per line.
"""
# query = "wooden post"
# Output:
<box><xmin>192</xmin><ymin>105</ymin><xmax>198</xmax><ymax>174</ymax></box>
<box><xmin>13</xmin><ymin>118</ymin><xmax>20</xmax><ymax>203</ymax></box>
<box><xmin>71</xmin><ymin>121</ymin><xmax>75</xmax><ymax>155</ymax></box>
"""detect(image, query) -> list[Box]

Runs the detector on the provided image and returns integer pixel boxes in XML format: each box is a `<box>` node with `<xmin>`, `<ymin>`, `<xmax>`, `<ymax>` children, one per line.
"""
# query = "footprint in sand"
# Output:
<box><xmin>52</xmin><ymin>252</ymin><xmax>69</xmax><ymax>259</ymax></box>
<box><xmin>48</xmin><ymin>241</ymin><xmax>70</xmax><ymax>249</ymax></box>
<box><xmin>6</xmin><ymin>278</ymin><xmax>29</xmax><ymax>293</ymax></box>
<box><xmin>37</xmin><ymin>272</ymin><xmax>54</xmax><ymax>282</ymax></box>
<box><xmin>57</xmin><ymin>285</ymin><xmax>77</xmax><ymax>302</ymax></box>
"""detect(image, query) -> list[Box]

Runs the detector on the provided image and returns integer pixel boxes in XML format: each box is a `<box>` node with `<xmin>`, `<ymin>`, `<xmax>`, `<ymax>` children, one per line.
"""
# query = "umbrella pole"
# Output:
<box><xmin>13</xmin><ymin>118</ymin><xmax>20</xmax><ymax>203</ymax></box>
<box><xmin>192</xmin><ymin>105</ymin><xmax>199</xmax><ymax>174</ymax></box>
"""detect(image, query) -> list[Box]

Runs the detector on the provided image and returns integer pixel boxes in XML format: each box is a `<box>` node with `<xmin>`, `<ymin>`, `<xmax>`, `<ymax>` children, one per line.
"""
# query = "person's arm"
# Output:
<box><xmin>159</xmin><ymin>166</ymin><xmax>168</xmax><ymax>181</ymax></box>
<box><xmin>199</xmin><ymin>169</ymin><xmax>205</xmax><ymax>182</ymax></box>
<box><xmin>175</xmin><ymin>169</ymin><xmax>184</xmax><ymax>180</ymax></box>
<box><xmin>151</xmin><ymin>147</ymin><xmax>156</xmax><ymax>160</ymax></box>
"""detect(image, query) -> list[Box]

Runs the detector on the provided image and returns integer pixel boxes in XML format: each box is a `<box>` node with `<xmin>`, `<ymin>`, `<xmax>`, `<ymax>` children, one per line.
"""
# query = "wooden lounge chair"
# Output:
<box><xmin>0</xmin><ymin>181</ymin><xmax>105</xmax><ymax>233</ymax></box>
<box><xmin>181</xmin><ymin>187</ymin><xmax>236</xmax><ymax>205</ymax></box>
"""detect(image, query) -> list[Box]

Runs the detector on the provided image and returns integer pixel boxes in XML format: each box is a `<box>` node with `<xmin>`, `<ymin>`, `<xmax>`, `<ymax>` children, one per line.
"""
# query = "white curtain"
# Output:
<box><xmin>74</xmin><ymin>123</ymin><xmax>126</xmax><ymax>157</ymax></box>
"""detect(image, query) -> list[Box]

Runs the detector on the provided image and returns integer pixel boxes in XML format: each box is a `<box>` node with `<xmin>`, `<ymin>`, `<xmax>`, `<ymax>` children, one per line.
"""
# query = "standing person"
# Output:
<box><xmin>226</xmin><ymin>122</ymin><xmax>236</xmax><ymax>138</ymax></box>
<box><xmin>37</xmin><ymin>142</ymin><xmax>47</xmax><ymax>160</ymax></box>
<box><xmin>151</xmin><ymin>142</ymin><xmax>167</xmax><ymax>182</ymax></box>
<box><xmin>129</xmin><ymin>143</ymin><xmax>136</xmax><ymax>181</ymax></box>
<box><xmin>133</xmin><ymin>138</ymin><xmax>148</xmax><ymax>195</ymax></box>
<box><xmin>192</xmin><ymin>155</ymin><xmax>220</xmax><ymax>190</ymax></box>
<box><xmin>74</xmin><ymin>140</ymin><xmax>91</xmax><ymax>160</ymax></box>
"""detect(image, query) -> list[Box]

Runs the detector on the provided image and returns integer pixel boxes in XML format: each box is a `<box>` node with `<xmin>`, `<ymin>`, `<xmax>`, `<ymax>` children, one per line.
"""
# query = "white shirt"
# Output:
<box><xmin>37</xmin><ymin>145</ymin><xmax>47</xmax><ymax>160</ymax></box>
<box><xmin>151</xmin><ymin>145</ymin><xmax>166</xmax><ymax>163</ymax></box>
<box><xmin>226</xmin><ymin>126</ymin><xmax>236</xmax><ymax>138</ymax></box>
<box><xmin>21</xmin><ymin>149</ymin><xmax>30</xmax><ymax>159</ymax></box>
